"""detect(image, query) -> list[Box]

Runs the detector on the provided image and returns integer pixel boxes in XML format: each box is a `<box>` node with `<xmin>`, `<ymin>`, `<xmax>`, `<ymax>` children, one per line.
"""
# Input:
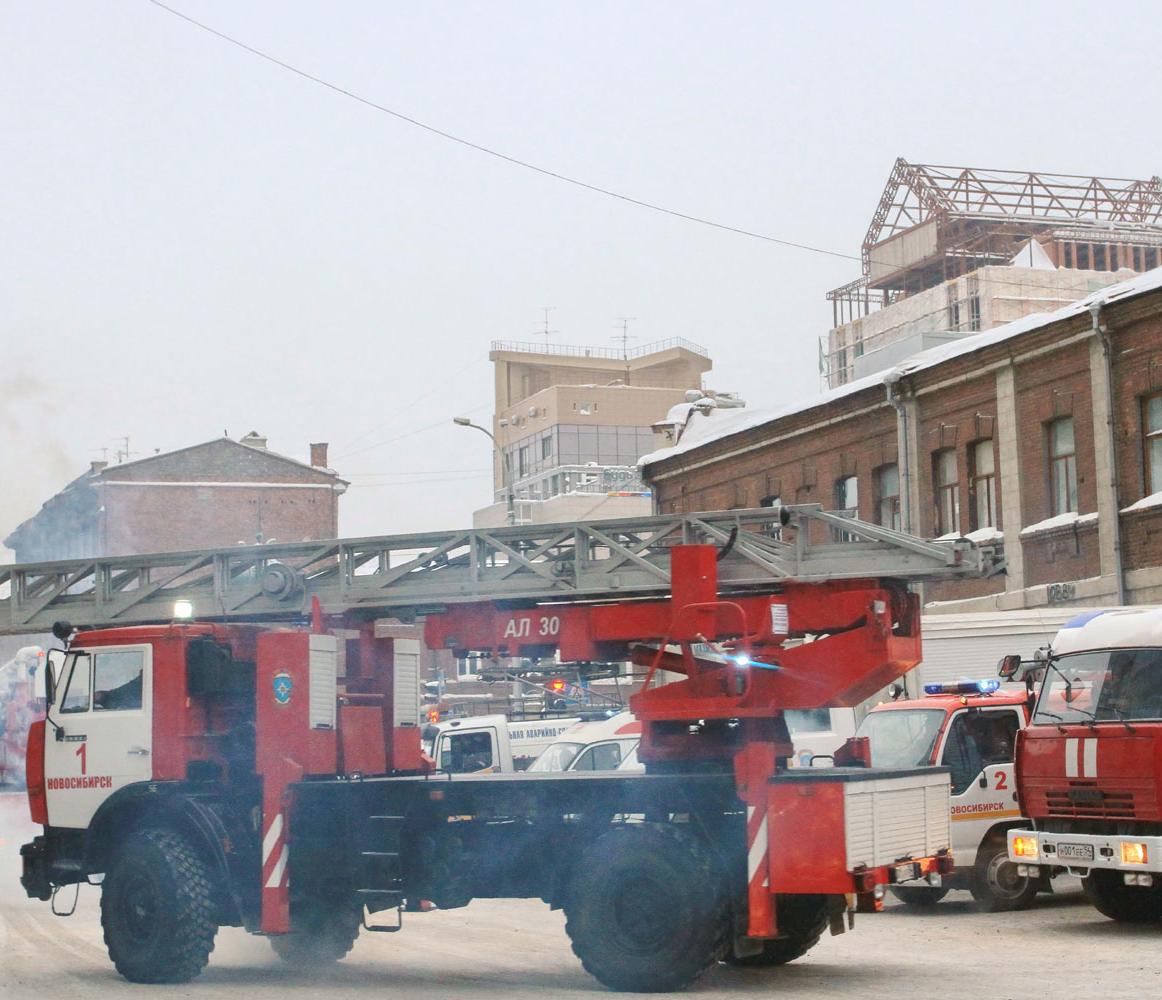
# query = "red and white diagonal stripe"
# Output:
<box><xmin>262</xmin><ymin>812</ymin><xmax>288</xmax><ymax>889</ymax></box>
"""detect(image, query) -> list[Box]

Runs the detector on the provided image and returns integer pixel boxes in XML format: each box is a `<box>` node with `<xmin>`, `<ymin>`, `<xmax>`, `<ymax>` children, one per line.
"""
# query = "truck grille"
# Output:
<box><xmin>1043</xmin><ymin>785</ymin><xmax>1135</xmax><ymax>819</ymax></box>
<box><xmin>1030</xmin><ymin>778</ymin><xmax>1159</xmax><ymax>821</ymax></box>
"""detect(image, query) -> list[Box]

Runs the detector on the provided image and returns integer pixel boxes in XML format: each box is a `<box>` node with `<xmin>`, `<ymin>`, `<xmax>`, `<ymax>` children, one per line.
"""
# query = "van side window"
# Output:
<box><xmin>572</xmin><ymin>741</ymin><xmax>624</xmax><ymax>771</ymax></box>
<box><xmin>93</xmin><ymin>650</ymin><xmax>144</xmax><ymax>711</ymax></box>
<box><xmin>60</xmin><ymin>654</ymin><xmax>92</xmax><ymax>714</ymax></box>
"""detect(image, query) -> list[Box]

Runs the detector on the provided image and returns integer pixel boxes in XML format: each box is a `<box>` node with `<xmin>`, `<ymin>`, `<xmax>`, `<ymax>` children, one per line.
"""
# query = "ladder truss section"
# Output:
<box><xmin>0</xmin><ymin>506</ymin><xmax>1002</xmax><ymax>634</ymax></box>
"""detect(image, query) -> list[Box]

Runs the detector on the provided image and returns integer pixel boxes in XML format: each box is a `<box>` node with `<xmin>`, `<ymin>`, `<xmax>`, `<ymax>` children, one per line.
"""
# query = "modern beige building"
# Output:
<box><xmin>471</xmin><ymin>339</ymin><xmax>712</xmax><ymax>526</ymax></box>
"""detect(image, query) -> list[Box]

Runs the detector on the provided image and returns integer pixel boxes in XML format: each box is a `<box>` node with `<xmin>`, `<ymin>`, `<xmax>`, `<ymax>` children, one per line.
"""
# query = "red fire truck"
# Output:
<box><xmin>3</xmin><ymin>508</ymin><xmax>999</xmax><ymax>990</ymax></box>
<box><xmin>1004</xmin><ymin>608</ymin><xmax>1162</xmax><ymax>922</ymax></box>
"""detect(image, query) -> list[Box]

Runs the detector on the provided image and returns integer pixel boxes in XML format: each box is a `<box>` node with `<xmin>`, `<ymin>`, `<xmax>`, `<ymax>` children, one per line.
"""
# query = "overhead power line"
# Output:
<box><xmin>144</xmin><ymin>0</ymin><xmax>862</xmax><ymax>264</ymax></box>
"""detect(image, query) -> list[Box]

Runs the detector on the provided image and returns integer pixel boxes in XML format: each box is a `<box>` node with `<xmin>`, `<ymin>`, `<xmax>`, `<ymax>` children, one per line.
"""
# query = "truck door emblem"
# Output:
<box><xmin>272</xmin><ymin>672</ymin><xmax>293</xmax><ymax>705</ymax></box>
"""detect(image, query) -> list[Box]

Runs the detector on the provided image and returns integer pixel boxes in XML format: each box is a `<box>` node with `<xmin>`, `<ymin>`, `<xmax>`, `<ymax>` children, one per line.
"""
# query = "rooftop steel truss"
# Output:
<box><xmin>864</xmin><ymin>160</ymin><xmax>1162</xmax><ymax>266</ymax></box>
<box><xmin>0</xmin><ymin>506</ymin><xmax>1002</xmax><ymax>635</ymax></box>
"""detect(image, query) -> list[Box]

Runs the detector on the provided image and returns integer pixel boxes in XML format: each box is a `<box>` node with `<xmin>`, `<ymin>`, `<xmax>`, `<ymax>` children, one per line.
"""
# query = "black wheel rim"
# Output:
<box><xmin>610</xmin><ymin>876</ymin><xmax>679</xmax><ymax>954</ymax></box>
<box><xmin>119</xmin><ymin>872</ymin><xmax>163</xmax><ymax>946</ymax></box>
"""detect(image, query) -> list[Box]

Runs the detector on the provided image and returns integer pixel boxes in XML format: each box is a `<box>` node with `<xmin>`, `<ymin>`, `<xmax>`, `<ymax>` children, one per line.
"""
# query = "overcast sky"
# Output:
<box><xmin>2</xmin><ymin>0</ymin><xmax>1159</xmax><ymax>557</ymax></box>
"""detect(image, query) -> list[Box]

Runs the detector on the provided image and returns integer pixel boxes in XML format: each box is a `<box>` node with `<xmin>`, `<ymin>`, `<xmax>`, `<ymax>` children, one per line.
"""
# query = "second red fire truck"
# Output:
<box><xmin>1005</xmin><ymin>607</ymin><xmax>1162</xmax><ymax>922</ymax></box>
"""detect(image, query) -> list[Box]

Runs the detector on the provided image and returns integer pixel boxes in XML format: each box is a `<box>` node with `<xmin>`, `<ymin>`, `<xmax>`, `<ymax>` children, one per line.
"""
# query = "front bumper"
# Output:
<box><xmin>1007</xmin><ymin>827</ymin><xmax>1162</xmax><ymax>876</ymax></box>
<box><xmin>20</xmin><ymin>837</ymin><xmax>53</xmax><ymax>901</ymax></box>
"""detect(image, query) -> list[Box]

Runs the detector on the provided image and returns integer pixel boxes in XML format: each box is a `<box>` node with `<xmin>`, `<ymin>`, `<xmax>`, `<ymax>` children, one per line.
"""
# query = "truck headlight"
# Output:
<box><xmin>1011</xmin><ymin>836</ymin><xmax>1038</xmax><ymax>860</ymax></box>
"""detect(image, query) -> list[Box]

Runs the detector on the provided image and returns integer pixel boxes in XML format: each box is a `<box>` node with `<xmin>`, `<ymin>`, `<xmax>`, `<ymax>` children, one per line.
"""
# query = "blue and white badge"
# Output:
<box><xmin>272</xmin><ymin>672</ymin><xmax>294</xmax><ymax>705</ymax></box>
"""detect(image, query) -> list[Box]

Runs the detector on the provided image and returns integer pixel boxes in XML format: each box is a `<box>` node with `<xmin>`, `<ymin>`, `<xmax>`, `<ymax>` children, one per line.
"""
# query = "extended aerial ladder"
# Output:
<box><xmin>13</xmin><ymin>506</ymin><xmax>1003</xmax><ymax>992</ymax></box>
<box><xmin>0</xmin><ymin>505</ymin><xmax>999</xmax><ymax>633</ymax></box>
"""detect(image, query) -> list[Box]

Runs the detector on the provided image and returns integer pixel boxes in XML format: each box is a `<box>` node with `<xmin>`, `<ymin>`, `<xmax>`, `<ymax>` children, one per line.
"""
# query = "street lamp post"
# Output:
<box><xmin>453</xmin><ymin>416</ymin><xmax>516</xmax><ymax>526</ymax></box>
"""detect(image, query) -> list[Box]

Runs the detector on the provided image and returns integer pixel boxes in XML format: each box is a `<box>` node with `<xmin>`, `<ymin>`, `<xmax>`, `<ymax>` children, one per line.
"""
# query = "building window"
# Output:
<box><xmin>760</xmin><ymin>494</ymin><xmax>783</xmax><ymax>539</ymax></box>
<box><xmin>541</xmin><ymin>434</ymin><xmax>552</xmax><ymax>460</ymax></box>
<box><xmin>967</xmin><ymin>276</ymin><xmax>981</xmax><ymax>331</ymax></box>
<box><xmin>1048</xmin><ymin>417</ymin><xmax>1077</xmax><ymax>516</ymax></box>
<box><xmin>1144</xmin><ymin>393</ymin><xmax>1162</xmax><ymax>496</ymax></box>
<box><xmin>834</xmin><ymin>475</ymin><xmax>858</xmax><ymax>541</ymax></box>
<box><xmin>969</xmin><ymin>440</ymin><xmax>997</xmax><ymax>531</ymax></box>
<box><xmin>835</xmin><ymin>475</ymin><xmax>858</xmax><ymax>515</ymax></box>
<box><xmin>934</xmin><ymin>449</ymin><xmax>959</xmax><ymax>536</ymax></box>
<box><xmin>946</xmin><ymin>286</ymin><xmax>961</xmax><ymax>331</ymax></box>
<box><xmin>875</xmin><ymin>464</ymin><xmax>901</xmax><ymax>531</ymax></box>
<box><xmin>518</xmin><ymin>445</ymin><xmax>530</xmax><ymax>478</ymax></box>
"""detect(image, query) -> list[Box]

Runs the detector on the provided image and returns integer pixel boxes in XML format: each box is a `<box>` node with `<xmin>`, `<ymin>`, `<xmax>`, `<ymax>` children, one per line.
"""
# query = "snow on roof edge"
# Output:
<box><xmin>641</xmin><ymin>266</ymin><xmax>1162</xmax><ymax>468</ymax></box>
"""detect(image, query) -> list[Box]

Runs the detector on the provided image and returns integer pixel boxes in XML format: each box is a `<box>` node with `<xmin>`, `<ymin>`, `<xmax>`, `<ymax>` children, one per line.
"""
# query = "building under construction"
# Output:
<box><xmin>824</xmin><ymin>159</ymin><xmax>1162</xmax><ymax>387</ymax></box>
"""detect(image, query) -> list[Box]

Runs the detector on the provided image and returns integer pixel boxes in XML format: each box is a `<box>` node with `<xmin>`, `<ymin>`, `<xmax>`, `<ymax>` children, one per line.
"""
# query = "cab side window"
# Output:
<box><xmin>940</xmin><ymin>714</ymin><xmax>984</xmax><ymax>794</ymax></box>
<box><xmin>93</xmin><ymin>650</ymin><xmax>145</xmax><ymax>711</ymax></box>
<box><xmin>443</xmin><ymin>731</ymin><xmax>494</xmax><ymax>773</ymax></box>
<box><xmin>940</xmin><ymin>711</ymin><xmax>1020</xmax><ymax>793</ymax></box>
<box><xmin>60</xmin><ymin>654</ymin><xmax>92</xmax><ymax>714</ymax></box>
<box><xmin>976</xmin><ymin>711</ymin><xmax>1020</xmax><ymax>765</ymax></box>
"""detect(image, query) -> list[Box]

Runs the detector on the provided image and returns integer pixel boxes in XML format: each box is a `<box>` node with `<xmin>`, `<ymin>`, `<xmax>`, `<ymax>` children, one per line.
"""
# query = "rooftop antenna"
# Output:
<box><xmin>535</xmin><ymin>307</ymin><xmax>558</xmax><ymax>349</ymax></box>
<box><xmin>114</xmin><ymin>436</ymin><xmax>136</xmax><ymax>464</ymax></box>
<box><xmin>612</xmin><ymin>318</ymin><xmax>637</xmax><ymax>360</ymax></box>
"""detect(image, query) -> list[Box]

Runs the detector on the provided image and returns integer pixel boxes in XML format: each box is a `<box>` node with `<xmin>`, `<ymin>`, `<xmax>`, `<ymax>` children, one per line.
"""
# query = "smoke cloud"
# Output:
<box><xmin>0</xmin><ymin>374</ymin><xmax>76</xmax><ymax>562</ymax></box>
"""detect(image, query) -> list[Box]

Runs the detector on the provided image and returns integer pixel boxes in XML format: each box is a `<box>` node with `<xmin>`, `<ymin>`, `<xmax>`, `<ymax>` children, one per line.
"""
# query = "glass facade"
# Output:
<box><xmin>501</xmin><ymin>425</ymin><xmax>656</xmax><ymax>484</ymax></box>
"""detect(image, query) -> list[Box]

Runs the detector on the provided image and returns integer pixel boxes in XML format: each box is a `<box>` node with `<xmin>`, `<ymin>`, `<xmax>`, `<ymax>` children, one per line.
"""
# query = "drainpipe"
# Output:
<box><xmin>884</xmin><ymin>369</ymin><xmax>912</xmax><ymax>535</ymax></box>
<box><xmin>1090</xmin><ymin>301</ymin><xmax>1127</xmax><ymax>604</ymax></box>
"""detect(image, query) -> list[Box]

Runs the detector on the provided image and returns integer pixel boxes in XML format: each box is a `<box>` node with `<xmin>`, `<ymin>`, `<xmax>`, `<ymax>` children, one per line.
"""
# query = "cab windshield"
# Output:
<box><xmin>527</xmin><ymin>741</ymin><xmax>583</xmax><ymax>772</ymax></box>
<box><xmin>1035</xmin><ymin>648</ymin><xmax>1162</xmax><ymax>724</ymax></box>
<box><xmin>855</xmin><ymin>708</ymin><xmax>945</xmax><ymax>768</ymax></box>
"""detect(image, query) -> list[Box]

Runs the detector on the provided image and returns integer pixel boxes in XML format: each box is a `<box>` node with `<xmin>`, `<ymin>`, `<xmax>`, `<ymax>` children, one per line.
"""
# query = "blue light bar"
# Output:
<box><xmin>924</xmin><ymin>679</ymin><xmax>1002</xmax><ymax>696</ymax></box>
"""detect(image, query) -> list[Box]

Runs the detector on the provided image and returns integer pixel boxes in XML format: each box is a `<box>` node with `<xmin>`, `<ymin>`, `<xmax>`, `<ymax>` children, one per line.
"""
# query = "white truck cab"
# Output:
<box><xmin>429</xmin><ymin>714</ymin><xmax>581</xmax><ymax>774</ymax></box>
<box><xmin>856</xmin><ymin>679</ymin><xmax>1040</xmax><ymax>911</ymax></box>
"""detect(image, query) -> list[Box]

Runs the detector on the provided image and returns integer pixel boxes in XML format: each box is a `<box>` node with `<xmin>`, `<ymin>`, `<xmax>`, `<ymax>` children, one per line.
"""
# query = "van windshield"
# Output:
<box><xmin>855</xmin><ymin>709</ymin><xmax>945</xmax><ymax>768</ymax></box>
<box><xmin>527</xmin><ymin>741</ymin><xmax>583</xmax><ymax>772</ymax></box>
<box><xmin>1035</xmin><ymin>649</ymin><xmax>1162</xmax><ymax>724</ymax></box>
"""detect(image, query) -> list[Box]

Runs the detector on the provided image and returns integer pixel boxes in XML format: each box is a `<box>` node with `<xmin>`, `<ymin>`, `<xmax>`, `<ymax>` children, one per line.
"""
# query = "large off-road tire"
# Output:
<box><xmin>888</xmin><ymin>884</ymin><xmax>950</xmax><ymax>909</ymax></box>
<box><xmin>269</xmin><ymin>900</ymin><xmax>363</xmax><ymax>965</ymax></box>
<box><xmin>723</xmin><ymin>894</ymin><xmax>830</xmax><ymax>967</ymax></box>
<box><xmin>100</xmin><ymin>827</ymin><xmax>218</xmax><ymax>983</ymax></box>
<box><xmin>970</xmin><ymin>839</ymin><xmax>1038</xmax><ymax>912</ymax></box>
<box><xmin>564</xmin><ymin>823</ymin><xmax>728</xmax><ymax>992</ymax></box>
<box><xmin>1083</xmin><ymin>869</ymin><xmax>1162</xmax><ymax>923</ymax></box>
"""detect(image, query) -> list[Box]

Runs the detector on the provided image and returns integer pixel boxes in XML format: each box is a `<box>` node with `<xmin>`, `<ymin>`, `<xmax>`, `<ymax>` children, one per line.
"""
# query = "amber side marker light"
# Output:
<box><xmin>1011</xmin><ymin>836</ymin><xmax>1039</xmax><ymax>860</ymax></box>
<box><xmin>1121</xmin><ymin>842</ymin><xmax>1148</xmax><ymax>866</ymax></box>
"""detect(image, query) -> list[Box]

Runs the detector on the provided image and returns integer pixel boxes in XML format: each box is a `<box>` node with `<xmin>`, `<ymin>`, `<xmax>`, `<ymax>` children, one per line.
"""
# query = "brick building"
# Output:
<box><xmin>642</xmin><ymin>269</ymin><xmax>1162</xmax><ymax>613</ymax></box>
<box><xmin>4</xmin><ymin>433</ymin><xmax>347</xmax><ymax>561</ymax></box>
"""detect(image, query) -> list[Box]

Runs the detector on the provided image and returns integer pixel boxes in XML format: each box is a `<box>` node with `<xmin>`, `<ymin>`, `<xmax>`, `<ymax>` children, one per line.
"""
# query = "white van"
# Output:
<box><xmin>527</xmin><ymin>712</ymin><xmax>643</xmax><ymax>773</ymax></box>
<box><xmin>429</xmin><ymin>714</ymin><xmax>581</xmax><ymax>774</ymax></box>
<box><xmin>528</xmin><ymin>707</ymin><xmax>854</xmax><ymax>773</ymax></box>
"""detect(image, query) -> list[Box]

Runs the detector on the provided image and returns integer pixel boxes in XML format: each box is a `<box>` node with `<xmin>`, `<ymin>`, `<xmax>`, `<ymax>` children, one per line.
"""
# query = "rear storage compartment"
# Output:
<box><xmin>768</xmin><ymin>767</ymin><xmax>951</xmax><ymax>893</ymax></box>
